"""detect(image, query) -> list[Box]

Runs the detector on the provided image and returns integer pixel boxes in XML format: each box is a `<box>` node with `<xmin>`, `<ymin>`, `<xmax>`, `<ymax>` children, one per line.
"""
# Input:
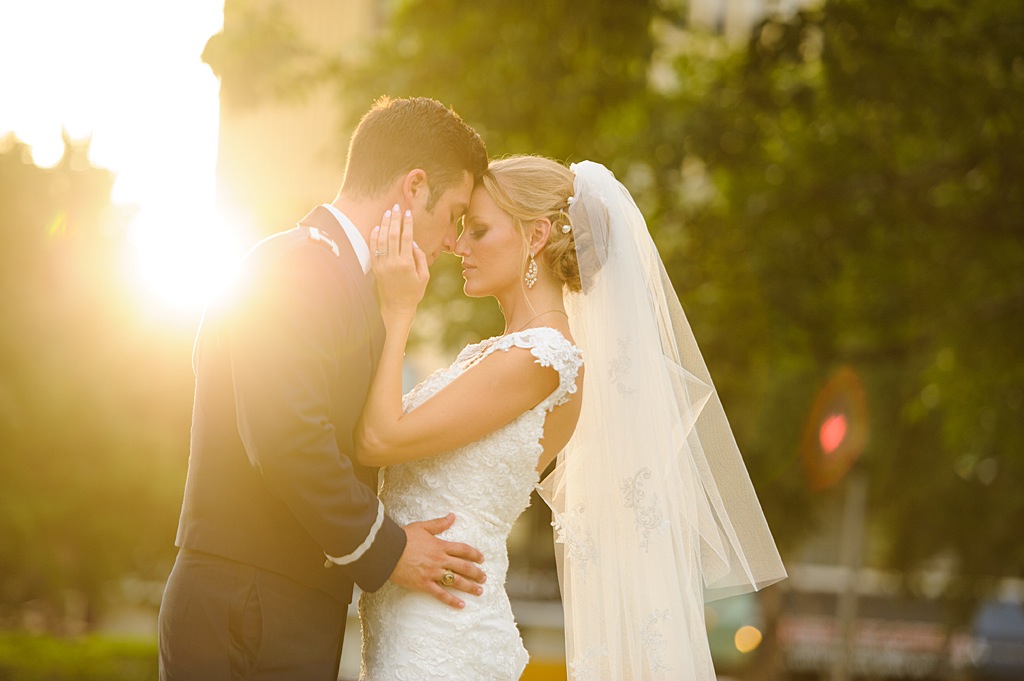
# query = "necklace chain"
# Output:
<box><xmin>460</xmin><ymin>309</ymin><xmax>569</xmax><ymax>370</ymax></box>
<box><xmin>505</xmin><ymin>309</ymin><xmax>568</xmax><ymax>336</ymax></box>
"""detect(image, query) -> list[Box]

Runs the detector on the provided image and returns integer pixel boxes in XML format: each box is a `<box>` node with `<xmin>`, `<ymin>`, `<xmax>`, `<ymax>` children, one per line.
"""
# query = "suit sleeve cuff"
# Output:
<box><xmin>325</xmin><ymin>502</ymin><xmax>387</xmax><ymax>566</ymax></box>
<box><xmin>324</xmin><ymin>507</ymin><xmax>406</xmax><ymax>593</ymax></box>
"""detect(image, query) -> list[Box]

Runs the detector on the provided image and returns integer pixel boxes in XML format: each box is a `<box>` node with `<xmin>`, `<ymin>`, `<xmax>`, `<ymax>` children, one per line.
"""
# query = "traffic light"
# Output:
<box><xmin>800</xmin><ymin>366</ymin><xmax>868</xmax><ymax>490</ymax></box>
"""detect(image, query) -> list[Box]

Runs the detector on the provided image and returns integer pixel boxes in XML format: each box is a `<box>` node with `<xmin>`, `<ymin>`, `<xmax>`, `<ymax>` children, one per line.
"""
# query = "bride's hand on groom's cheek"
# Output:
<box><xmin>388</xmin><ymin>513</ymin><xmax>487</xmax><ymax>609</ymax></box>
<box><xmin>371</xmin><ymin>205</ymin><xmax>429</xmax><ymax>320</ymax></box>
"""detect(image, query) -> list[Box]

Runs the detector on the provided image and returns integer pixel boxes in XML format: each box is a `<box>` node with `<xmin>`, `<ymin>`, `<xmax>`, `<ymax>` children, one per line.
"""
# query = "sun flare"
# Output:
<box><xmin>0</xmin><ymin>0</ymin><xmax>228</xmax><ymax>315</ymax></box>
<box><xmin>127</xmin><ymin>210</ymin><xmax>250</xmax><ymax>314</ymax></box>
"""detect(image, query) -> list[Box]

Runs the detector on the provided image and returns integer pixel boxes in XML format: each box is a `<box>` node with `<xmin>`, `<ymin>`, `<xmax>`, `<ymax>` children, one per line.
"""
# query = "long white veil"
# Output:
<box><xmin>537</xmin><ymin>161</ymin><xmax>787</xmax><ymax>680</ymax></box>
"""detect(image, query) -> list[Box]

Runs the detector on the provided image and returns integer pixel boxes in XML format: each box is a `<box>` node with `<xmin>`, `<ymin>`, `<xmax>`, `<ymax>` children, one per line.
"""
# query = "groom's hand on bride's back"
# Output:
<box><xmin>389</xmin><ymin>513</ymin><xmax>486</xmax><ymax>609</ymax></box>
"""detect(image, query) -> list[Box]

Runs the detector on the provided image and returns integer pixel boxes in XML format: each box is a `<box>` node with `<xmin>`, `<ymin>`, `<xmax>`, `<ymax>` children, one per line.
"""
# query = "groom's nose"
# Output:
<box><xmin>453</xmin><ymin>232</ymin><xmax>468</xmax><ymax>257</ymax></box>
<box><xmin>441</xmin><ymin>226</ymin><xmax>457</xmax><ymax>254</ymax></box>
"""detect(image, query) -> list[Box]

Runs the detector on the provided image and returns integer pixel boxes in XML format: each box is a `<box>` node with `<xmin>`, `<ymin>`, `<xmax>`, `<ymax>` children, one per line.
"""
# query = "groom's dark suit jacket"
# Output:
<box><xmin>175</xmin><ymin>206</ymin><xmax>406</xmax><ymax>603</ymax></box>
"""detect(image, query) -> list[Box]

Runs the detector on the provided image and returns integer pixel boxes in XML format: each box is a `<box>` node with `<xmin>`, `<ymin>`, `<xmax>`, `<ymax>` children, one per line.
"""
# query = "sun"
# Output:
<box><xmin>126</xmin><ymin>209</ymin><xmax>251</xmax><ymax>316</ymax></box>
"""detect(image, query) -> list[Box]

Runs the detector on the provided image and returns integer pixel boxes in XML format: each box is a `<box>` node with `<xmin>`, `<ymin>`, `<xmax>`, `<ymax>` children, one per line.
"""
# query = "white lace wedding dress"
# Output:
<box><xmin>358</xmin><ymin>327</ymin><xmax>582</xmax><ymax>681</ymax></box>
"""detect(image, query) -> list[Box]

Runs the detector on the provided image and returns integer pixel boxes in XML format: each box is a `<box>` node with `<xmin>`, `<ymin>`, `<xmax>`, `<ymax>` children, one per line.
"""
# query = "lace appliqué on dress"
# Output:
<box><xmin>475</xmin><ymin>327</ymin><xmax>583</xmax><ymax>413</ymax></box>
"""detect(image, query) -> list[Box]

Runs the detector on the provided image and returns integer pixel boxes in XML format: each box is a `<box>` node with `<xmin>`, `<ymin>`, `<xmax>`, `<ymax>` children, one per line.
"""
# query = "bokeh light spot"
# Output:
<box><xmin>735</xmin><ymin>625</ymin><xmax>763</xmax><ymax>654</ymax></box>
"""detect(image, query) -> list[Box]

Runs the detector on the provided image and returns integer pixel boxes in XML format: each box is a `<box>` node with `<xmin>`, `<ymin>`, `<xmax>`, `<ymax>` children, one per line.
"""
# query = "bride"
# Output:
<box><xmin>355</xmin><ymin>156</ymin><xmax>786</xmax><ymax>680</ymax></box>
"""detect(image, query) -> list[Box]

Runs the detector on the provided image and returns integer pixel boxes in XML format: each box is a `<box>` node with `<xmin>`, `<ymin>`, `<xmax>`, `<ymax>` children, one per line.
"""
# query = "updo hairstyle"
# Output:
<box><xmin>480</xmin><ymin>155</ymin><xmax>581</xmax><ymax>293</ymax></box>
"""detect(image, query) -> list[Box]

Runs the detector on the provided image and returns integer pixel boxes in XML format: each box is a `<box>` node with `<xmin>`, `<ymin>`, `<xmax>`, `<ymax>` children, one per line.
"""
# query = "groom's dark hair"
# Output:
<box><xmin>341</xmin><ymin>96</ymin><xmax>487</xmax><ymax>210</ymax></box>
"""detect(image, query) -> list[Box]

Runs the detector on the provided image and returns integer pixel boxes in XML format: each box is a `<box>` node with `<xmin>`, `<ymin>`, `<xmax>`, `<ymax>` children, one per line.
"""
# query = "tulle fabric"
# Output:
<box><xmin>537</xmin><ymin>161</ymin><xmax>786</xmax><ymax>680</ymax></box>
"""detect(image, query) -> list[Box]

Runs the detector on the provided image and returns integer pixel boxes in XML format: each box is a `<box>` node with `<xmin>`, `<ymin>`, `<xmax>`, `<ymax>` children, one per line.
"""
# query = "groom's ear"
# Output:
<box><xmin>402</xmin><ymin>169</ymin><xmax>429</xmax><ymax>210</ymax></box>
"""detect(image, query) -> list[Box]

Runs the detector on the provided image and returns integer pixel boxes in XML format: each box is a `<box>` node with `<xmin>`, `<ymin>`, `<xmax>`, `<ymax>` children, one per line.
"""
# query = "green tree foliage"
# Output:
<box><xmin>338</xmin><ymin>0</ymin><xmax>656</xmax><ymax>158</ymax></box>
<box><xmin>0</xmin><ymin>136</ymin><xmax>191</xmax><ymax>628</ymax></box>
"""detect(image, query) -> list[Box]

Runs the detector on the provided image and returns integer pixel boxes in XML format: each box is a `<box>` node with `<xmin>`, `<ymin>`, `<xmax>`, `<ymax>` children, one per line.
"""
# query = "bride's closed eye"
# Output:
<box><xmin>458</xmin><ymin>222</ymin><xmax>487</xmax><ymax>241</ymax></box>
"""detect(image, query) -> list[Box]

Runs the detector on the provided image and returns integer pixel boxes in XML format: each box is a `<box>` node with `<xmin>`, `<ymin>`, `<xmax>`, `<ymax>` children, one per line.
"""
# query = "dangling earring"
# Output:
<box><xmin>525</xmin><ymin>253</ymin><xmax>538</xmax><ymax>289</ymax></box>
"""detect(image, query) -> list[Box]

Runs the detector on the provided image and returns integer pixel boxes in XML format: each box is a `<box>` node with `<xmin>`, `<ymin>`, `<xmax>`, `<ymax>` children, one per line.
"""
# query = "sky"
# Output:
<box><xmin>0</xmin><ymin>0</ymin><xmax>240</xmax><ymax>314</ymax></box>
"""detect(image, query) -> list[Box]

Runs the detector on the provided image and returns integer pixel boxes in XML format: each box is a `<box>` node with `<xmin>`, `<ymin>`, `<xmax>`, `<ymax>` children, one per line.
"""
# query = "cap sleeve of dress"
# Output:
<box><xmin>486</xmin><ymin>327</ymin><xmax>583</xmax><ymax>413</ymax></box>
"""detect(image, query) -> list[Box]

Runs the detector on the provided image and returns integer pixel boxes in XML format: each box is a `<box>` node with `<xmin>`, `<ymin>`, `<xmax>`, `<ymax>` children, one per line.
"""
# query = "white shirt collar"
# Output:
<box><xmin>321</xmin><ymin>203</ymin><xmax>370</xmax><ymax>274</ymax></box>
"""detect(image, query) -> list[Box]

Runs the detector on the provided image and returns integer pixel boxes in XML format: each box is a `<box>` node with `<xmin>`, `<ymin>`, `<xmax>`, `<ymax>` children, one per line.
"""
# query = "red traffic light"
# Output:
<box><xmin>801</xmin><ymin>367</ymin><xmax>868</xmax><ymax>490</ymax></box>
<box><xmin>820</xmin><ymin>414</ymin><xmax>848</xmax><ymax>455</ymax></box>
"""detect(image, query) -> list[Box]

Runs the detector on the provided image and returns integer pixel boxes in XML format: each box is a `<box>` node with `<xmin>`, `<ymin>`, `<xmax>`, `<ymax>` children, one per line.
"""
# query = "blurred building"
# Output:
<box><xmin>689</xmin><ymin>0</ymin><xmax>820</xmax><ymax>42</ymax></box>
<box><xmin>210</xmin><ymin>0</ymin><xmax>387</xmax><ymax>236</ymax></box>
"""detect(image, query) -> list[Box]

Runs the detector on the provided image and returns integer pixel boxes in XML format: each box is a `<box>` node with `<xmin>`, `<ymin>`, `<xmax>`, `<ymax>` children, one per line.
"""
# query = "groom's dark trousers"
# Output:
<box><xmin>158</xmin><ymin>207</ymin><xmax>407</xmax><ymax>680</ymax></box>
<box><xmin>159</xmin><ymin>549</ymin><xmax>347</xmax><ymax>679</ymax></box>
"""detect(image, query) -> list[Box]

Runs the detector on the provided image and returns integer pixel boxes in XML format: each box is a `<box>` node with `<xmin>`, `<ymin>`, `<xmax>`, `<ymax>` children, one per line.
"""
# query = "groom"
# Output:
<box><xmin>158</xmin><ymin>97</ymin><xmax>489</xmax><ymax>679</ymax></box>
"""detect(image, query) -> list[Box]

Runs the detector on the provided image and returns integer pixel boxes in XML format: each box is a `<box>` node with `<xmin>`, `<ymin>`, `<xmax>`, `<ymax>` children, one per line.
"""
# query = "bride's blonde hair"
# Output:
<box><xmin>480</xmin><ymin>155</ymin><xmax>581</xmax><ymax>293</ymax></box>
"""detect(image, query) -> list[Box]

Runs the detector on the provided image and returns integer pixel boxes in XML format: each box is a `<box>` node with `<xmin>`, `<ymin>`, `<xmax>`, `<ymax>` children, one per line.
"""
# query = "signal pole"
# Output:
<box><xmin>832</xmin><ymin>465</ymin><xmax>868</xmax><ymax>681</ymax></box>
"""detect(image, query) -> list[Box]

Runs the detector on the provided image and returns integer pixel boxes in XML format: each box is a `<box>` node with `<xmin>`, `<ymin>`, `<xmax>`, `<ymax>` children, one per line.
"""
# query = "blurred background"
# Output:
<box><xmin>1</xmin><ymin>0</ymin><xmax>1022</xmax><ymax>679</ymax></box>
